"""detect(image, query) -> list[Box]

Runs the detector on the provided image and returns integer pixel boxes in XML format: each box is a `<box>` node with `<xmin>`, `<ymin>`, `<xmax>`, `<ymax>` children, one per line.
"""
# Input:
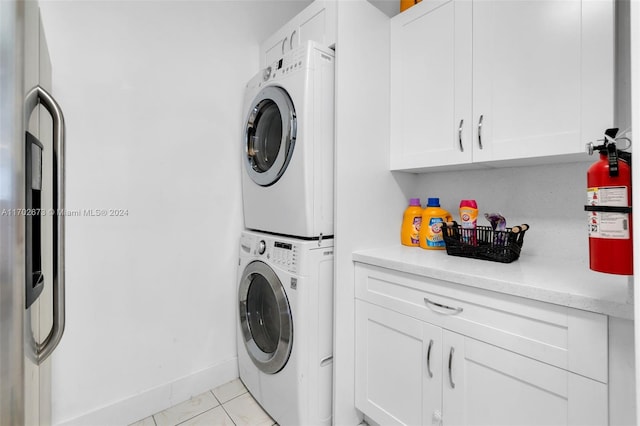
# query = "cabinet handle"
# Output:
<box><xmin>424</xmin><ymin>297</ymin><xmax>463</xmax><ymax>315</ymax></box>
<box><xmin>477</xmin><ymin>114</ymin><xmax>484</xmax><ymax>150</ymax></box>
<box><xmin>458</xmin><ymin>119</ymin><xmax>464</xmax><ymax>152</ymax></box>
<box><xmin>426</xmin><ymin>339</ymin><xmax>434</xmax><ymax>378</ymax></box>
<box><xmin>448</xmin><ymin>347</ymin><xmax>455</xmax><ymax>389</ymax></box>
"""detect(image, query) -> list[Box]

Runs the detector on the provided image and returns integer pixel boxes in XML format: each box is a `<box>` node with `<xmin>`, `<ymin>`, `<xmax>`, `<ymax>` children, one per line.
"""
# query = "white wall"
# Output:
<box><xmin>610</xmin><ymin>318</ymin><xmax>636</xmax><ymax>426</ymax></box>
<box><xmin>334</xmin><ymin>1</ymin><xmax>413</xmax><ymax>424</ymax></box>
<box><xmin>38</xmin><ymin>1</ymin><xmax>308</xmax><ymax>424</ymax></box>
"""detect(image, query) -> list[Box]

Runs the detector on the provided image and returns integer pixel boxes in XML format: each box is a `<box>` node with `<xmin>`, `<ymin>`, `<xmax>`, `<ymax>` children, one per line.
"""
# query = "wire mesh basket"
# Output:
<box><xmin>440</xmin><ymin>221</ymin><xmax>530</xmax><ymax>263</ymax></box>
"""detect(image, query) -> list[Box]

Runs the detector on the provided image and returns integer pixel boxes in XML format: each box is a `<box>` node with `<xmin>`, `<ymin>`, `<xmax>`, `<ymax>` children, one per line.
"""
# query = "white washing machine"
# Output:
<box><xmin>236</xmin><ymin>230</ymin><xmax>333</xmax><ymax>426</ymax></box>
<box><xmin>241</xmin><ymin>41</ymin><xmax>334</xmax><ymax>239</ymax></box>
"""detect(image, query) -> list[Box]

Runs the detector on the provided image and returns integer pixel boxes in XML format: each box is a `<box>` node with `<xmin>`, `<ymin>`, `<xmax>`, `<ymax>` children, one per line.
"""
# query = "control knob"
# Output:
<box><xmin>262</xmin><ymin>66</ymin><xmax>272</xmax><ymax>81</ymax></box>
<box><xmin>258</xmin><ymin>240</ymin><xmax>266</xmax><ymax>255</ymax></box>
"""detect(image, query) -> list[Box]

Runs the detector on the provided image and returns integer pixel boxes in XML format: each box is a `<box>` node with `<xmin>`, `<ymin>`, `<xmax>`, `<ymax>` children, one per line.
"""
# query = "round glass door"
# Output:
<box><xmin>244</xmin><ymin>86</ymin><xmax>296</xmax><ymax>187</ymax></box>
<box><xmin>238</xmin><ymin>261</ymin><xmax>293</xmax><ymax>374</ymax></box>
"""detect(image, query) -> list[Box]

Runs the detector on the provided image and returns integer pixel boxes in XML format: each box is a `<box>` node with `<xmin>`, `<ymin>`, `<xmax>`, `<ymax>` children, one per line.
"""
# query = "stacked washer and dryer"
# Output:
<box><xmin>237</xmin><ymin>40</ymin><xmax>335</xmax><ymax>426</ymax></box>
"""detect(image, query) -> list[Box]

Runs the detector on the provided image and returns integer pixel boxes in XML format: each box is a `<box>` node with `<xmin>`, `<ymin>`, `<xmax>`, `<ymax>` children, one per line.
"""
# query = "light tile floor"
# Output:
<box><xmin>130</xmin><ymin>379</ymin><xmax>276</xmax><ymax>426</ymax></box>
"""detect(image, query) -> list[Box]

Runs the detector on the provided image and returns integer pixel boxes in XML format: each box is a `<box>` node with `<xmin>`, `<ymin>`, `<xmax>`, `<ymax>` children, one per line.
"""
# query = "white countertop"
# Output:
<box><xmin>352</xmin><ymin>245</ymin><xmax>634</xmax><ymax>320</ymax></box>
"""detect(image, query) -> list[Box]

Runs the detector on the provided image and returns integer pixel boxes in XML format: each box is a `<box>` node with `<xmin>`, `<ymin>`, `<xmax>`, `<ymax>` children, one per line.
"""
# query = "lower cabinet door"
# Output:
<box><xmin>443</xmin><ymin>332</ymin><xmax>608</xmax><ymax>426</ymax></box>
<box><xmin>355</xmin><ymin>301</ymin><xmax>443</xmax><ymax>425</ymax></box>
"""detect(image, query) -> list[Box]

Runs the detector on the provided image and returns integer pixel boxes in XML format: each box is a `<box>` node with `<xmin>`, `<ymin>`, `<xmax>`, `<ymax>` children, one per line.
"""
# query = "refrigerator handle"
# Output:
<box><xmin>25</xmin><ymin>86</ymin><xmax>66</xmax><ymax>365</ymax></box>
<box><xmin>25</xmin><ymin>131</ymin><xmax>45</xmax><ymax>309</ymax></box>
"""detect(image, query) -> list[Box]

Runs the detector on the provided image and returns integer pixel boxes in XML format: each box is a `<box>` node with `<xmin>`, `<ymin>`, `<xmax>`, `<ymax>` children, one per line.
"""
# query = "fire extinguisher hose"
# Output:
<box><xmin>584</xmin><ymin>205</ymin><xmax>632</xmax><ymax>213</ymax></box>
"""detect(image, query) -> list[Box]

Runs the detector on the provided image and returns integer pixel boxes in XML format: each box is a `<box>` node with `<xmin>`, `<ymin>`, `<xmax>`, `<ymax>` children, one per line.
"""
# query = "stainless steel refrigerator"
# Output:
<box><xmin>1</xmin><ymin>0</ymin><xmax>66</xmax><ymax>424</ymax></box>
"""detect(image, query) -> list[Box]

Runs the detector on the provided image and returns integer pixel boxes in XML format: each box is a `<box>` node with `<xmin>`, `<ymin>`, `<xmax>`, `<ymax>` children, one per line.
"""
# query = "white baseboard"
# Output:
<box><xmin>56</xmin><ymin>357</ymin><xmax>239</xmax><ymax>426</ymax></box>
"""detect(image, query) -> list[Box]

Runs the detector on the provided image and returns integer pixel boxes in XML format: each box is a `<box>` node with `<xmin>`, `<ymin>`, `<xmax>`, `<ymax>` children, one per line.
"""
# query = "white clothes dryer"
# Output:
<box><xmin>241</xmin><ymin>41</ymin><xmax>334</xmax><ymax>239</ymax></box>
<box><xmin>236</xmin><ymin>230</ymin><xmax>333</xmax><ymax>426</ymax></box>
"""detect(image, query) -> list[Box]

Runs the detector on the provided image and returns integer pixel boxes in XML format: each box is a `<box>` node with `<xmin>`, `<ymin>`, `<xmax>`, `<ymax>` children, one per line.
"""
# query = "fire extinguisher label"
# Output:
<box><xmin>587</xmin><ymin>186</ymin><xmax>629</xmax><ymax>239</ymax></box>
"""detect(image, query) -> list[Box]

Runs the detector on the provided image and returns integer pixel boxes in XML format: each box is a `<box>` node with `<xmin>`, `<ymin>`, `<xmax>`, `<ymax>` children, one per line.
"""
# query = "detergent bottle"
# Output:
<box><xmin>459</xmin><ymin>199</ymin><xmax>478</xmax><ymax>245</ymax></box>
<box><xmin>419</xmin><ymin>198</ymin><xmax>453</xmax><ymax>250</ymax></box>
<box><xmin>401</xmin><ymin>198</ymin><xmax>423</xmax><ymax>246</ymax></box>
<box><xmin>400</xmin><ymin>0</ymin><xmax>422</xmax><ymax>12</ymax></box>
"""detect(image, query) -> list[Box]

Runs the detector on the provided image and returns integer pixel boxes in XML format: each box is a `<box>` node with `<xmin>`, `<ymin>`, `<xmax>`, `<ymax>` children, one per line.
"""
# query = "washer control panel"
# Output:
<box><xmin>269</xmin><ymin>240</ymin><xmax>298</xmax><ymax>273</ymax></box>
<box><xmin>240</xmin><ymin>232</ymin><xmax>301</xmax><ymax>274</ymax></box>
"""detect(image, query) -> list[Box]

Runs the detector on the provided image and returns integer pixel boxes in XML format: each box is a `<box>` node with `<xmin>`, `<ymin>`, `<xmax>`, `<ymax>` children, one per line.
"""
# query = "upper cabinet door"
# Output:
<box><xmin>472</xmin><ymin>0</ymin><xmax>614</xmax><ymax>164</ymax></box>
<box><xmin>390</xmin><ymin>0</ymin><xmax>472</xmax><ymax>171</ymax></box>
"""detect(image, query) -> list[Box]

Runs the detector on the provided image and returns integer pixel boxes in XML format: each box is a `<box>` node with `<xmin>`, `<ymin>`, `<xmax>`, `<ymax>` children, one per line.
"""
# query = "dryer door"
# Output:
<box><xmin>238</xmin><ymin>260</ymin><xmax>293</xmax><ymax>374</ymax></box>
<box><xmin>244</xmin><ymin>86</ymin><xmax>296</xmax><ymax>187</ymax></box>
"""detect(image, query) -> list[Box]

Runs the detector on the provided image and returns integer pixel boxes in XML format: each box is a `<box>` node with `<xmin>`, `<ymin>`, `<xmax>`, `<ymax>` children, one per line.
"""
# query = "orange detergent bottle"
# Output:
<box><xmin>401</xmin><ymin>198</ymin><xmax>423</xmax><ymax>246</ymax></box>
<box><xmin>419</xmin><ymin>198</ymin><xmax>453</xmax><ymax>250</ymax></box>
<box><xmin>400</xmin><ymin>0</ymin><xmax>422</xmax><ymax>12</ymax></box>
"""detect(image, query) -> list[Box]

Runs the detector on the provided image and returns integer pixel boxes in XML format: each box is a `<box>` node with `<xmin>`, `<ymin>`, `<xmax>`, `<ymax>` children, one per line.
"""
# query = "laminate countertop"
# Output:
<box><xmin>352</xmin><ymin>245</ymin><xmax>634</xmax><ymax>320</ymax></box>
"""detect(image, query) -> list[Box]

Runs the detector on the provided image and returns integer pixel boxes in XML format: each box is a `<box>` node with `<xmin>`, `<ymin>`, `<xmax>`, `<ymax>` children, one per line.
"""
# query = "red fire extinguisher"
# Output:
<box><xmin>585</xmin><ymin>128</ymin><xmax>633</xmax><ymax>275</ymax></box>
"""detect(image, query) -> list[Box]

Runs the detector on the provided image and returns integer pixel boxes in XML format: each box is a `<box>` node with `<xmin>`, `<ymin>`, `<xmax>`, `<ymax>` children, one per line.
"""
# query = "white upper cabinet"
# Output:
<box><xmin>390</xmin><ymin>0</ymin><xmax>472</xmax><ymax>170</ymax></box>
<box><xmin>260</xmin><ymin>1</ymin><xmax>337</xmax><ymax>67</ymax></box>
<box><xmin>390</xmin><ymin>0</ymin><xmax>614</xmax><ymax>172</ymax></box>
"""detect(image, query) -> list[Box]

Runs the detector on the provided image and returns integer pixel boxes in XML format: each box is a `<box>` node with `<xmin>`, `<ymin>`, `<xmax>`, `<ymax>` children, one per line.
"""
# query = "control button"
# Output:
<box><xmin>258</xmin><ymin>240</ymin><xmax>266</xmax><ymax>255</ymax></box>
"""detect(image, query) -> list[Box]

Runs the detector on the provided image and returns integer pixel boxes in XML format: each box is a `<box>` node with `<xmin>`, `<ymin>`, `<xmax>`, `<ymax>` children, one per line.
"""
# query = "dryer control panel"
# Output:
<box><xmin>278</xmin><ymin>47</ymin><xmax>305</xmax><ymax>76</ymax></box>
<box><xmin>266</xmin><ymin>43</ymin><xmax>308</xmax><ymax>81</ymax></box>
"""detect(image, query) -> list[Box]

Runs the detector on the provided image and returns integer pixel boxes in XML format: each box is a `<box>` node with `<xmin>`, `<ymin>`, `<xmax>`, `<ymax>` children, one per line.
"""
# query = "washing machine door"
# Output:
<box><xmin>244</xmin><ymin>86</ymin><xmax>296</xmax><ymax>187</ymax></box>
<box><xmin>238</xmin><ymin>260</ymin><xmax>293</xmax><ymax>374</ymax></box>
